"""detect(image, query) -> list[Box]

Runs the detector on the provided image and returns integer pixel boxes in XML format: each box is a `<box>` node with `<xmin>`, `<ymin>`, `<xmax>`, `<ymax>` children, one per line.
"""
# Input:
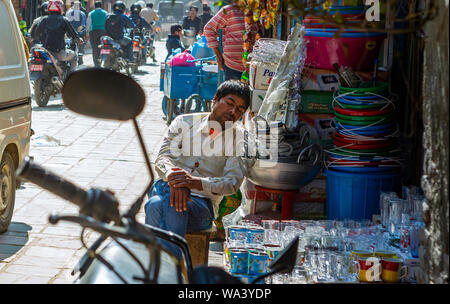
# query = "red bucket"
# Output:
<box><xmin>305</xmin><ymin>29</ymin><xmax>387</xmax><ymax>71</ymax></box>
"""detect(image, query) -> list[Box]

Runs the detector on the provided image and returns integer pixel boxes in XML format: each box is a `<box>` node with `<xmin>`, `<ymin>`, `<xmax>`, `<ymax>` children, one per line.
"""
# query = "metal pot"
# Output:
<box><xmin>246</xmin><ymin>143</ymin><xmax>323</xmax><ymax>190</ymax></box>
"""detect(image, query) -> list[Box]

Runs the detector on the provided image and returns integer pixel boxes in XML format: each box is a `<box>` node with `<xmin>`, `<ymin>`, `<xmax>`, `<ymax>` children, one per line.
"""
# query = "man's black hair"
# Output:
<box><xmin>214</xmin><ymin>80</ymin><xmax>250</xmax><ymax>109</ymax></box>
<box><xmin>94</xmin><ymin>1</ymin><xmax>102</xmax><ymax>8</ymax></box>
<box><xmin>190</xmin><ymin>6</ymin><xmax>198</xmax><ymax>12</ymax></box>
<box><xmin>170</xmin><ymin>24</ymin><xmax>182</xmax><ymax>34</ymax></box>
<box><xmin>203</xmin><ymin>5</ymin><xmax>211</xmax><ymax>12</ymax></box>
<box><xmin>147</xmin><ymin>3</ymin><xmax>153</xmax><ymax>8</ymax></box>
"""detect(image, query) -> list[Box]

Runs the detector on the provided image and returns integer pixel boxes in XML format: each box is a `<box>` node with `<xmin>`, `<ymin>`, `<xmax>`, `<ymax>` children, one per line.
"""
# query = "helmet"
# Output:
<box><xmin>40</xmin><ymin>1</ymin><xmax>49</xmax><ymax>16</ymax></box>
<box><xmin>137</xmin><ymin>1</ymin><xmax>146</xmax><ymax>8</ymax></box>
<box><xmin>47</xmin><ymin>0</ymin><xmax>64</xmax><ymax>14</ymax></box>
<box><xmin>113</xmin><ymin>1</ymin><xmax>126</xmax><ymax>13</ymax></box>
<box><xmin>130</xmin><ymin>3</ymin><xmax>142</xmax><ymax>14</ymax></box>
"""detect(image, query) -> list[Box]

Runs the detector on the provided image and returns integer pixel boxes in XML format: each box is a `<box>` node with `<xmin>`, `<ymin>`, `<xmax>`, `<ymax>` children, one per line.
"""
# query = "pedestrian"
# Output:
<box><xmin>140</xmin><ymin>2</ymin><xmax>159</xmax><ymax>25</ymax></box>
<box><xmin>199</xmin><ymin>5</ymin><xmax>213</xmax><ymax>33</ymax></box>
<box><xmin>145</xmin><ymin>80</ymin><xmax>250</xmax><ymax>261</ymax></box>
<box><xmin>33</xmin><ymin>0</ymin><xmax>81</xmax><ymax>73</ymax></box>
<box><xmin>86</xmin><ymin>1</ymin><xmax>108</xmax><ymax>67</ymax></box>
<box><xmin>203</xmin><ymin>3</ymin><xmax>245</xmax><ymax>81</ymax></box>
<box><xmin>165</xmin><ymin>24</ymin><xmax>185</xmax><ymax>61</ymax></box>
<box><xmin>182</xmin><ymin>6</ymin><xmax>202</xmax><ymax>36</ymax></box>
<box><xmin>18</xmin><ymin>13</ymin><xmax>28</xmax><ymax>35</ymax></box>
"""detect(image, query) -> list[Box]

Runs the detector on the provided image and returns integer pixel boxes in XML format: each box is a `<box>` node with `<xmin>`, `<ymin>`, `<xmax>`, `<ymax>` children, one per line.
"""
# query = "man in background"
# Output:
<box><xmin>165</xmin><ymin>24</ymin><xmax>184</xmax><ymax>60</ymax></box>
<box><xmin>182</xmin><ymin>6</ymin><xmax>202</xmax><ymax>36</ymax></box>
<box><xmin>203</xmin><ymin>3</ymin><xmax>245</xmax><ymax>80</ymax></box>
<box><xmin>199</xmin><ymin>5</ymin><xmax>213</xmax><ymax>32</ymax></box>
<box><xmin>86</xmin><ymin>1</ymin><xmax>108</xmax><ymax>67</ymax></box>
<box><xmin>140</xmin><ymin>2</ymin><xmax>159</xmax><ymax>25</ymax></box>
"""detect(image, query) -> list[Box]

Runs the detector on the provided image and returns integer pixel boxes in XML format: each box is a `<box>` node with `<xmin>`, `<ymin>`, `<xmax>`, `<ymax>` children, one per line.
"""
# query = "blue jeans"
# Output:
<box><xmin>224</xmin><ymin>64</ymin><xmax>243</xmax><ymax>81</ymax></box>
<box><xmin>144</xmin><ymin>179</ymin><xmax>214</xmax><ymax>261</ymax></box>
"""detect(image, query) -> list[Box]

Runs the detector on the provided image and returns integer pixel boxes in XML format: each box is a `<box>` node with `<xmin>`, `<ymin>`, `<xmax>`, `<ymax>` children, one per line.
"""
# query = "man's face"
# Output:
<box><xmin>211</xmin><ymin>93</ymin><xmax>247</xmax><ymax>128</ymax></box>
<box><xmin>190</xmin><ymin>8</ymin><xmax>197</xmax><ymax>18</ymax></box>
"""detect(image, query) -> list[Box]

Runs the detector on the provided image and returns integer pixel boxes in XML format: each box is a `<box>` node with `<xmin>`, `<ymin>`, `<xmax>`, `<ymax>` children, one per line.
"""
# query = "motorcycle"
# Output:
<box><xmin>131</xmin><ymin>29</ymin><xmax>146</xmax><ymax>73</ymax></box>
<box><xmin>98</xmin><ymin>32</ymin><xmax>133</xmax><ymax>76</ymax></box>
<box><xmin>143</xmin><ymin>27</ymin><xmax>157</xmax><ymax>64</ymax></box>
<box><xmin>28</xmin><ymin>44</ymin><xmax>72</xmax><ymax>107</ymax></box>
<box><xmin>16</xmin><ymin>68</ymin><xmax>299</xmax><ymax>284</ymax></box>
<box><xmin>66</xmin><ymin>36</ymin><xmax>84</xmax><ymax>66</ymax></box>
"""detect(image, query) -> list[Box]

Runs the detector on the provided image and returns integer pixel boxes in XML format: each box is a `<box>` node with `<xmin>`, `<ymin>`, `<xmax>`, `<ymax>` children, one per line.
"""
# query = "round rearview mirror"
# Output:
<box><xmin>62</xmin><ymin>68</ymin><xmax>145</xmax><ymax>121</ymax></box>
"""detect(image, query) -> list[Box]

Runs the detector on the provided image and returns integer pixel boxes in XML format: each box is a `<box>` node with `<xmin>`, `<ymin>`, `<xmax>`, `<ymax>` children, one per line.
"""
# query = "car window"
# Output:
<box><xmin>0</xmin><ymin>1</ymin><xmax>20</xmax><ymax>67</ymax></box>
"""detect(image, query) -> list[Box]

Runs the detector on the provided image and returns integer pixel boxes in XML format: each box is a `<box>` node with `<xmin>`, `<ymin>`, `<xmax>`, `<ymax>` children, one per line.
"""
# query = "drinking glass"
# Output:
<box><xmin>380</xmin><ymin>191</ymin><xmax>398</xmax><ymax>227</ymax></box>
<box><xmin>399</xmin><ymin>224</ymin><xmax>412</xmax><ymax>254</ymax></box>
<box><xmin>290</xmin><ymin>266</ymin><xmax>308</xmax><ymax>284</ymax></box>
<box><xmin>388</xmin><ymin>198</ymin><xmax>407</xmax><ymax>237</ymax></box>
<box><xmin>409</xmin><ymin>222</ymin><xmax>423</xmax><ymax>258</ymax></box>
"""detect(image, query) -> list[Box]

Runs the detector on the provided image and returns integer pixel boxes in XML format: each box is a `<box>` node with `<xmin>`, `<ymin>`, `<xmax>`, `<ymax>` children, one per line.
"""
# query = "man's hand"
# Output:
<box><xmin>170</xmin><ymin>186</ymin><xmax>191</xmax><ymax>212</ymax></box>
<box><xmin>167</xmin><ymin>168</ymin><xmax>203</xmax><ymax>191</ymax></box>
<box><xmin>212</xmin><ymin>47</ymin><xmax>224</xmax><ymax>71</ymax></box>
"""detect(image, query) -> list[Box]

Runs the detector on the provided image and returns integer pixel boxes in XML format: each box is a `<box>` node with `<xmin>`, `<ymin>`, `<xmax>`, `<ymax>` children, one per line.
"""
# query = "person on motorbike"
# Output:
<box><xmin>129</xmin><ymin>3</ymin><xmax>151</xmax><ymax>58</ymax></box>
<box><xmin>104</xmin><ymin>1</ymin><xmax>136</xmax><ymax>64</ymax></box>
<box><xmin>145</xmin><ymin>80</ymin><xmax>250</xmax><ymax>261</ymax></box>
<box><xmin>165</xmin><ymin>24</ymin><xmax>184</xmax><ymax>61</ymax></box>
<box><xmin>29</xmin><ymin>2</ymin><xmax>49</xmax><ymax>45</ymax></box>
<box><xmin>140</xmin><ymin>2</ymin><xmax>159</xmax><ymax>25</ymax></box>
<box><xmin>33</xmin><ymin>0</ymin><xmax>81</xmax><ymax>73</ymax></box>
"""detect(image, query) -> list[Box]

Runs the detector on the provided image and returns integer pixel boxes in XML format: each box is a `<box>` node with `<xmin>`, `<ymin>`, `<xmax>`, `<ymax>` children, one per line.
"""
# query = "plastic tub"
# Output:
<box><xmin>325</xmin><ymin>168</ymin><xmax>401</xmax><ymax>220</ymax></box>
<box><xmin>304</xmin><ymin>30</ymin><xmax>387</xmax><ymax>71</ymax></box>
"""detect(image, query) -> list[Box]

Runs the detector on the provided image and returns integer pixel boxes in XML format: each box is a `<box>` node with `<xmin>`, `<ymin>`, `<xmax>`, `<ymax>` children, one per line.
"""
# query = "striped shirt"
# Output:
<box><xmin>203</xmin><ymin>5</ymin><xmax>245</xmax><ymax>72</ymax></box>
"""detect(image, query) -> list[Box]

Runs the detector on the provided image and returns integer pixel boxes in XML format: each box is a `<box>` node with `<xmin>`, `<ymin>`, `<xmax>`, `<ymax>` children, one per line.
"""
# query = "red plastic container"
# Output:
<box><xmin>304</xmin><ymin>29</ymin><xmax>387</xmax><ymax>71</ymax></box>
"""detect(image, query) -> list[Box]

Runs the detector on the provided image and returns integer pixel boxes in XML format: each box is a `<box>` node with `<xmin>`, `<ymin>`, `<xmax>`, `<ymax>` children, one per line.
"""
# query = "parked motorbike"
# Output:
<box><xmin>16</xmin><ymin>68</ymin><xmax>299</xmax><ymax>284</ymax></box>
<box><xmin>98</xmin><ymin>33</ymin><xmax>133</xmax><ymax>76</ymax></box>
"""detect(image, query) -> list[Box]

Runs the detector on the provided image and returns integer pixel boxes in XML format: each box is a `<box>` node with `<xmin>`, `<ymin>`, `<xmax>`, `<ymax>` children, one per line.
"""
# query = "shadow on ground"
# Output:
<box><xmin>0</xmin><ymin>222</ymin><xmax>32</xmax><ymax>261</ymax></box>
<box><xmin>32</xmin><ymin>103</ymin><xmax>65</xmax><ymax>111</ymax></box>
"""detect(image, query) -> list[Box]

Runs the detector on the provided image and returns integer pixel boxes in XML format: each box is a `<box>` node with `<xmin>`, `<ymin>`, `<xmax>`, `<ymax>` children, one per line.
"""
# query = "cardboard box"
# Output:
<box><xmin>300</xmin><ymin>90</ymin><xmax>335</xmax><ymax>114</ymax></box>
<box><xmin>249</xmin><ymin>62</ymin><xmax>278</xmax><ymax>90</ymax></box>
<box><xmin>250</xmin><ymin>88</ymin><xmax>267</xmax><ymax>113</ymax></box>
<box><xmin>301</xmin><ymin>67</ymin><xmax>390</xmax><ymax>91</ymax></box>
<box><xmin>298</xmin><ymin>113</ymin><xmax>336</xmax><ymax>148</ymax></box>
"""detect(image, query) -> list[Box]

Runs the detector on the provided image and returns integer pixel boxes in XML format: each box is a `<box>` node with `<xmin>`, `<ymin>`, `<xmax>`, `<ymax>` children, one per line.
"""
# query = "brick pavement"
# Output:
<box><xmin>0</xmin><ymin>41</ymin><xmax>224</xmax><ymax>284</ymax></box>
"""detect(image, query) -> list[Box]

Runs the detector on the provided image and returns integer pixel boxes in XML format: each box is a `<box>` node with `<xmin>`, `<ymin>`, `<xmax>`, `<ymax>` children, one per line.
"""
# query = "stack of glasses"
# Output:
<box><xmin>224</xmin><ymin>214</ymin><xmax>425</xmax><ymax>284</ymax></box>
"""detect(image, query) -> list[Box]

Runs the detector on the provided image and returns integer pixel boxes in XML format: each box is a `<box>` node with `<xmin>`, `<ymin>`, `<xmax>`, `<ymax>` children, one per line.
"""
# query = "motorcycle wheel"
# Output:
<box><xmin>184</xmin><ymin>94</ymin><xmax>202</xmax><ymax>113</ymax></box>
<box><xmin>0</xmin><ymin>152</ymin><xmax>16</xmax><ymax>233</ymax></box>
<box><xmin>34</xmin><ymin>78</ymin><xmax>51</xmax><ymax>107</ymax></box>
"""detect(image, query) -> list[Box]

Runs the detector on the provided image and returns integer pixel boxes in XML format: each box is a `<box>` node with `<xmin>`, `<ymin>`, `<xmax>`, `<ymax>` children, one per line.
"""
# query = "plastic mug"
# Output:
<box><xmin>357</xmin><ymin>257</ymin><xmax>382</xmax><ymax>282</ymax></box>
<box><xmin>381</xmin><ymin>258</ymin><xmax>408</xmax><ymax>283</ymax></box>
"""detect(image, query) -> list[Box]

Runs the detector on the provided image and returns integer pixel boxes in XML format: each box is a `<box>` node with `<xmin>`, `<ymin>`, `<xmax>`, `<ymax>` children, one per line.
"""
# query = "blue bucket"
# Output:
<box><xmin>325</xmin><ymin>168</ymin><xmax>401</xmax><ymax>220</ymax></box>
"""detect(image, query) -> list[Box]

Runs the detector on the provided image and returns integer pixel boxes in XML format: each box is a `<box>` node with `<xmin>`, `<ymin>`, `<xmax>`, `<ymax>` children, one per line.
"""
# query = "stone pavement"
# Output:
<box><xmin>0</xmin><ymin>41</ymin><xmax>223</xmax><ymax>284</ymax></box>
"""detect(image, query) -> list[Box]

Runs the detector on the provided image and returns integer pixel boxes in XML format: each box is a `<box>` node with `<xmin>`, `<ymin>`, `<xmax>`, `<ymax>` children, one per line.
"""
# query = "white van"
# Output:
<box><xmin>0</xmin><ymin>0</ymin><xmax>32</xmax><ymax>232</ymax></box>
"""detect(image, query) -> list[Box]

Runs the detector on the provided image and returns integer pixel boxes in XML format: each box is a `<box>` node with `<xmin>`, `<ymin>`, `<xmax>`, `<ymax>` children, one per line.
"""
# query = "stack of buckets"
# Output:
<box><xmin>300</xmin><ymin>4</ymin><xmax>399</xmax><ymax>220</ymax></box>
<box><xmin>325</xmin><ymin>82</ymin><xmax>402</xmax><ymax>220</ymax></box>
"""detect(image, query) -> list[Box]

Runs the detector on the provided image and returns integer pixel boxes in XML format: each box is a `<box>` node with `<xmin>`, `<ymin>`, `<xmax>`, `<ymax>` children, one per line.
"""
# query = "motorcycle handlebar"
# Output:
<box><xmin>17</xmin><ymin>157</ymin><xmax>88</xmax><ymax>207</ymax></box>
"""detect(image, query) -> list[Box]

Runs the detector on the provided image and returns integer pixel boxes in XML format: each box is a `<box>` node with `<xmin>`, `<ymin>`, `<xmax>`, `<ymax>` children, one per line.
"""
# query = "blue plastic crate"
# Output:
<box><xmin>164</xmin><ymin>64</ymin><xmax>200</xmax><ymax>99</ymax></box>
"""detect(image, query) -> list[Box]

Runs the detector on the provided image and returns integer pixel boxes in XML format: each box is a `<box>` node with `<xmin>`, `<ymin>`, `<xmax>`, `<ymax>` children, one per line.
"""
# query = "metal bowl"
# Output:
<box><xmin>246</xmin><ymin>144</ymin><xmax>323</xmax><ymax>190</ymax></box>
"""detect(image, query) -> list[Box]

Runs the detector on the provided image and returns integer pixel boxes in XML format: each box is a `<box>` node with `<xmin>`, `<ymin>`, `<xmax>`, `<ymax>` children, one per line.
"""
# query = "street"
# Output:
<box><xmin>0</xmin><ymin>41</ymin><xmax>223</xmax><ymax>283</ymax></box>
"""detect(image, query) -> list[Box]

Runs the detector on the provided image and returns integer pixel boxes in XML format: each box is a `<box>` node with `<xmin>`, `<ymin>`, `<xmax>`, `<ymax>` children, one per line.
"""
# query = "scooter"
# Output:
<box><xmin>16</xmin><ymin>68</ymin><xmax>299</xmax><ymax>284</ymax></box>
<box><xmin>98</xmin><ymin>32</ymin><xmax>134</xmax><ymax>76</ymax></box>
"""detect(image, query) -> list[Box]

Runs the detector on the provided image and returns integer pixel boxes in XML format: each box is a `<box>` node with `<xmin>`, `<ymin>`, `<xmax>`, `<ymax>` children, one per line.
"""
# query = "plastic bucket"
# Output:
<box><xmin>325</xmin><ymin>168</ymin><xmax>401</xmax><ymax>220</ymax></box>
<box><xmin>304</xmin><ymin>30</ymin><xmax>386</xmax><ymax>71</ymax></box>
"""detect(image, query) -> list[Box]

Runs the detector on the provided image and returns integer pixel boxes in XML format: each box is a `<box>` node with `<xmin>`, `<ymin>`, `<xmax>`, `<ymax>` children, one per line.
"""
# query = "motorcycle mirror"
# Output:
<box><xmin>62</xmin><ymin>68</ymin><xmax>145</xmax><ymax>121</ymax></box>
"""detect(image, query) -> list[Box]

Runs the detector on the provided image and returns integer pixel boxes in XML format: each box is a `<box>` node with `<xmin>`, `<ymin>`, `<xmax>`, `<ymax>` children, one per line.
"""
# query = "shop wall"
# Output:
<box><xmin>419</xmin><ymin>0</ymin><xmax>449</xmax><ymax>284</ymax></box>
